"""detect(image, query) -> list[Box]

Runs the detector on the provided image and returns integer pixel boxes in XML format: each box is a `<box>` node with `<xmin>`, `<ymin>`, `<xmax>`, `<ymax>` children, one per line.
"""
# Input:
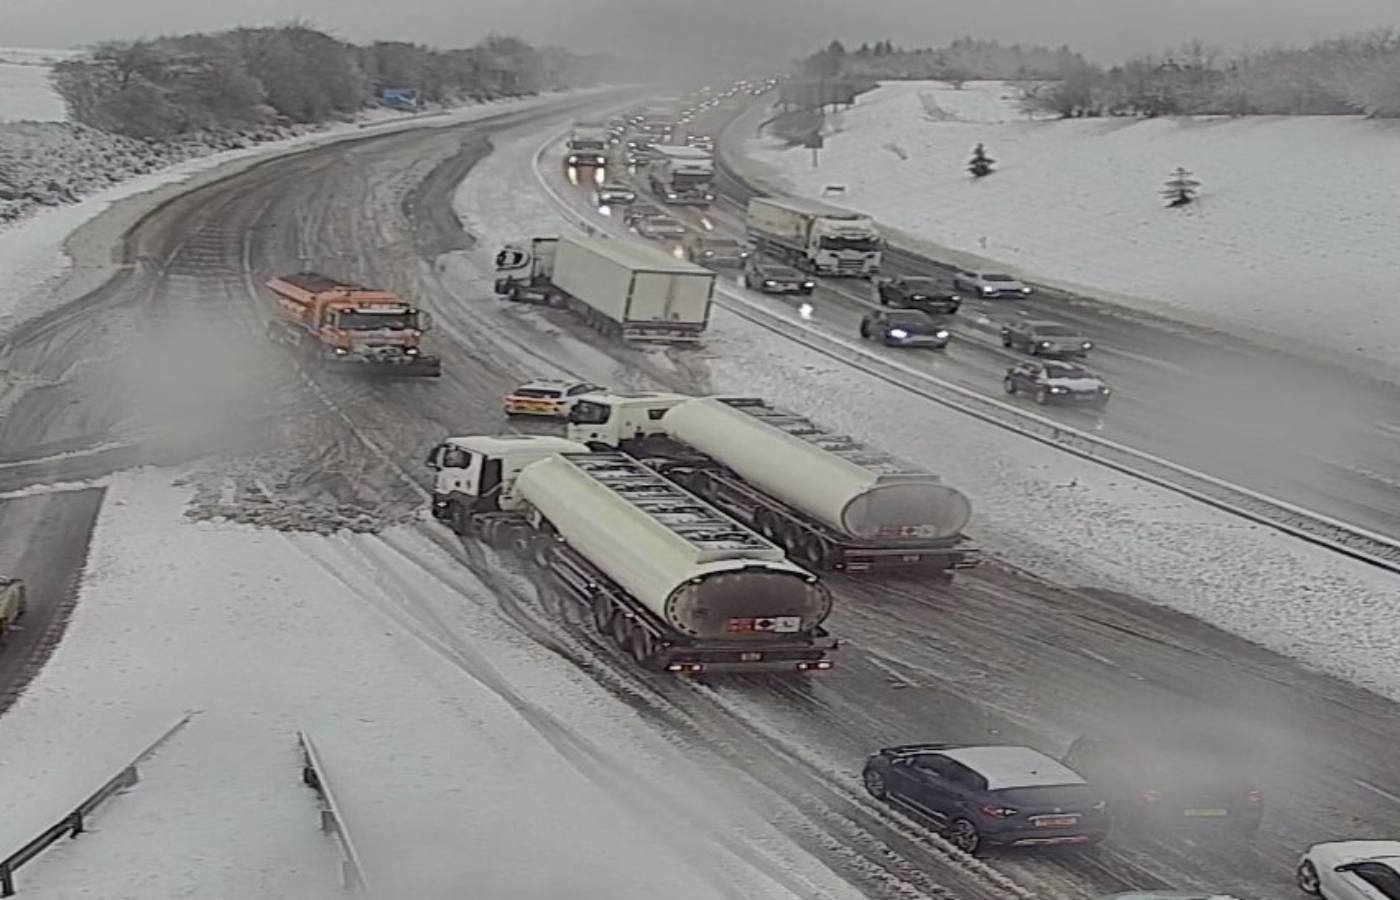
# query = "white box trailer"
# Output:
<box><xmin>493</xmin><ymin>235</ymin><xmax>715</xmax><ymax>343</ymax></box>
<box><xmin>746</xmin><ymin>196</ymin><xmax>882</xmax><ymax>277</ymax></box>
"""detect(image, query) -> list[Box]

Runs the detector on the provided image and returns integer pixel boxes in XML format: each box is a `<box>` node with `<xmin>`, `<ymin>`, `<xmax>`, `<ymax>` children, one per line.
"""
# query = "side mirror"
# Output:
<box><xmin>424</xmin><ymin>446</ymin><xmax>442</xmax><ymax>471</ymax></box>
<box><xmin>417</xmin><ymin>310</ymin><xmax>434</xmax><ymax>332</ymax></box>
<box><xmin>1334</xmin><ymin>863</ymin><xmax>1359</xmax><ymax>874</ymax></box>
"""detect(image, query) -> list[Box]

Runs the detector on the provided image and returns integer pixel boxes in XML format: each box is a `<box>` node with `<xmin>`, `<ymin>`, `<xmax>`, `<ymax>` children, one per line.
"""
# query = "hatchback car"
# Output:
<box><xmin>503</xmin><ymin>379</ymin><xmax>605</xmax><ymax>418</ymax></box>
<box><xmin>621</xmin><ymin>202</ymin><xmax>662</xmax><ymax>228</ymax></box>
<box><xmin>1298</xmin><ymin>842</ymin><xmax>1400</xmax><ymax>900</ymax></box>
<box><xmin>0</xmin><ymin>576</ymin><xmax>27</xmax><ymax>642</ymax></box>
<box><xmin>685</xmin><ymin>236</ymin><xmax>751</xmax><ymax>268</ymax></box>
<box><xmin>860</xmin><ymin>309</ymin><xmax>951</xmax><ymax>349</ymax></box>
<box><xmin>863</xmin><ymin>744</ymin><xmax>1109</xmax><ymax>854</ymax></box>
<box><xmin>743</xmin><ymin>260</ymin><xmax>814</xmax><ymax>294</ymax></box>
<box><xmin>634</xmin><ymin>214</ymin><xmax>687</xmax><ymax>241</ymax></box>
<box><xmin>1064</xmin><ymin>731</ymin><xmax>1263</xmax><ymax>833</ymax></box>
<box><xmin>594</xmin><ymin>183</ymin><xmax>637</xmax><ymax>206</ymax></box>
<box><xmin>1004</xmin><ymin>360</ymin><xmax>1111</xmax><ymax>408</ymax></box>
<box><xmin>953</xmin><ymin>269</ymin><xmax>1032</xmax><ymax>298</ymax></box>
<box><xmin>1001</xmin><ymin>319</ymin><xmax>1094</xmax><ymax>357</ymax></box>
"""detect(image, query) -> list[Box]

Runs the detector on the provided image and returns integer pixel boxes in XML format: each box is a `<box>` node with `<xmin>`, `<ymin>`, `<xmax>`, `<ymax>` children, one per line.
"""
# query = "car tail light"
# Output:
<box><xmin>1140</xmin><ymin>789</ymin><xmax>1160</xmax><ymax>803</ymax></box>
<box><xmin>981</xmin><ymin>806</ymin><xmax>1019</xmax><ymax>819</ymax></box>
<box><xmin>1247</xmin><ymin>789</ymin><xmax>1263</xmax><ymax>803</ymax></box>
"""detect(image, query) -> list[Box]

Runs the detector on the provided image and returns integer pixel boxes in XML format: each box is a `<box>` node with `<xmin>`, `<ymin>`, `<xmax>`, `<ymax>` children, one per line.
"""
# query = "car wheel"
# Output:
<box><xmin>1035</xmin><ymin>387</ymin><xmax>1049</xmax><ymax>405</ymax></box>
<box><xmin>1297</xmin><ymin>859</ymin><xmax>1322</xmax><ymax>896</ymax></box>
<box><xmin>1028</xmin><ymin>343</ymin><xmax>1040</xmax><ymax>356</ymax></box>
<box><xmin>863</xmin><ymin>767</ymin><xmax>888</xmax><ymax>799</ymax></box>
<box><xmin>1003</xmin><ymin>377</ymin><xmax>1016</xmax><ymax>394</ymax></box>
<box><xmin>945</xmin><ymin>818</ymin><xmax>982</xmax><ymax>854</ymax></box>
<box><xmin>860</xmin><ymin>323</ymin><xmax>871</xmax><ymax>339</ymax></box>
<box><xmin>1001</xmin><ymin>334</ymin><xmax>1013</xmax><ymax>348</ymax></box>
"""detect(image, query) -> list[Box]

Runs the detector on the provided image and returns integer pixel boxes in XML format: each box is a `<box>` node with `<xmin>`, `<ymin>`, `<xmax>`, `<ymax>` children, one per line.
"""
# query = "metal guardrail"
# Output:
<box><xmin>297</xmin><ymin>730</ymin><xmax>370</xmax><ymax>895</ymax></box>
<box><xmin>707</xmin><ymin>119</ymin><xmax>1400</xmax><ymax>576</ymax></box>
<box><xmin>0</xmin><ymin>710</ymin><xmax>197</xmax><ymax>897</ymax></box>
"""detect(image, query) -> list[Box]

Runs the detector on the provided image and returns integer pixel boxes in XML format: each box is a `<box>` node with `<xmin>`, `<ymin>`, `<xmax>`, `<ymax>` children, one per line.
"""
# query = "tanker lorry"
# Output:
<box><xmin>567</xmin><ymin>393</ymin><xmax>979</xmax><ymax>574</ymax></box>
<box><xmin>426</xmin><ymin>434</ymin><xmax>837</xmax><ymax>674</ymax></box>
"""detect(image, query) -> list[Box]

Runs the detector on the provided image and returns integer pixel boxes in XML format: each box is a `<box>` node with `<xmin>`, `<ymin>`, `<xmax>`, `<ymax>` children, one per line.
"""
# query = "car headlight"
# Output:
<box><xmin>1021</xmin><ymin>287</ymin><xmax>1032</xmax><ymax>294</ymax></box>
<box><xmin>405</xmin><ymin>347</ymin><xmax>419</xmax><ymax>355</ymax></box>
<box><xmin>802</xmin><ymin>281</ymin><xmax>815</xmax><ymax>289</ymax></box>
<box><xmin>333</xmin><ymin>347</ymin><xmax>348</xmax><ymax>355</ymax></box>
<box><xmin>703</xmin><ymin>250</ymin><xmax>714</xmax><ymax>256</ymax></box>
<box><xmin>888</xmin><ymin>328</ymin><xmax>909</xmax><ymax>339</ymax></box>
<box><xmin>1082</xmin><ymin>341</ymin><xmax>1093</xmax><ymax>349</ymax></box>
<box><xmin>1101</xmin><ymin>387</ymin><xmax>1112</xmax><ymax>395</ymax></box>
<box><xmin>1040</xmin><ymin>341</ymin><xmax>1053</xmax><ymax>347</ymax></box>
<box><xmin>981</xmin><ymin>285</ymin><xmax>995</xmax><ymax>294</ymax></box>
<box><xmin>1050</xmin><ymin>386</ymin><xmax>1067</xmax><ymax>393</ymax></box>
<box><xmin>763</xmin><ymin>280</ymin><xmax>776</xmax><ymax>287</ymax></box>
<box><xmin>935</xmin><ymin>329</ymin><xmax>950</xmax><ymax>339</ymax></box>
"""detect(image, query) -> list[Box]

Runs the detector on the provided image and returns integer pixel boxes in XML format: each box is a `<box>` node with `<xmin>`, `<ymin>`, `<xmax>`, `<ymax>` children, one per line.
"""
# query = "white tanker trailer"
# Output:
<box><xmin>567</xmin><ymin>393</ymin><xmax>979</xmax><ymax>574</ymax></box>
<box><xmin>426</xmin><ymin>434</ymin><xmax>837</xmax><ymax>674</ymax></box>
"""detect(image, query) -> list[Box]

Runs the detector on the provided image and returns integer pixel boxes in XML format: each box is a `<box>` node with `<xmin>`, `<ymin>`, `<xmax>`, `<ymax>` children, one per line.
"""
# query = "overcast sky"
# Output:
<box><xmin>5</xmin><ymin>0</ymin><xmax>1398</xmax><ymax>66</ymax></box>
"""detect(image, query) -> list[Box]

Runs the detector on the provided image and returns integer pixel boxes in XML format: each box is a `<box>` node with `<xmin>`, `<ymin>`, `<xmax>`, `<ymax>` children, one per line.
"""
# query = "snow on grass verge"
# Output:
<box><xmin>740</xmin><ymin>80</ymin><xmax>1400</xmax><ymax>374</ymax></box>
<box><xmin>0</xmin><ymin>468</ymin><xmax>867</xmax><ymax>899</ymax></box>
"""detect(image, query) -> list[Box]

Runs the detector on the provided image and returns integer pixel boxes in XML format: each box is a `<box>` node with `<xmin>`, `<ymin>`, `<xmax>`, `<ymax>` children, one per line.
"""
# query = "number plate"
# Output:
<box><xmin>1032</xmin><ymin>815</ymin><xmax>1079</xmax><ymax>828</ymax></box>
<box><xmin>739</xmin><ymin>652</ymin><xmax>764</xmax><ymax>662</ymax></box>
<box><xmin>902</xmin><ymin>554</ymin><xmax>922</xmax><ymax>563</ymax></box>
<box><xmin>1183</xmin><ymin>808</ymin><xmax>1229</xmax><ymax>817</ymax></box>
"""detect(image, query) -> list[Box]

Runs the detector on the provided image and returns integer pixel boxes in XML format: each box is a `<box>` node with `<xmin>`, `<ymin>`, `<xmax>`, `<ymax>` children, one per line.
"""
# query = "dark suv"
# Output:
<box><xmin>863</xmin><ymin>744</ymin><xmax>1109</xmax><ymax>854</ymax></box>
<box><xmin>1063</xmin><ymin>731</ymin><xmax>1264</xmax><ymax>834</ymax></box>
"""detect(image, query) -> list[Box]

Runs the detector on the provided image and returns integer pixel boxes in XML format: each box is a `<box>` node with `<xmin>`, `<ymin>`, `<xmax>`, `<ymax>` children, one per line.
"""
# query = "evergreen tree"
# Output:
<box><xmin>968</xmin><ymin>142</ymin><xmax>995</xmax><ymax>177</ymax></box>
<box><xmin>1162</xmin><ymin>166</ymin><xmax>1201</xmax><ymax>206</ymax></box>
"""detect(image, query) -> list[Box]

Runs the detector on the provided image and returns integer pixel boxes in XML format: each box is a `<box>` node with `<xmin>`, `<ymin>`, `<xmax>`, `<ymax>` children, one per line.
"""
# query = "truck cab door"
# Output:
<box><xmin>437</xmin><ymin>447</ymin><xmax>481</xmax><ymax>501</ymax></box>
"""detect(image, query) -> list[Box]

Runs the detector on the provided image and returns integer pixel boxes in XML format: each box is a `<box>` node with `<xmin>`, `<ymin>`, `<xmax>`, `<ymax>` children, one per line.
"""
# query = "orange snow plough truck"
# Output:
<box><xmin>264</xmin><ymin>273</ymin><xmax>441</xmax><ymax>377</ymax></box>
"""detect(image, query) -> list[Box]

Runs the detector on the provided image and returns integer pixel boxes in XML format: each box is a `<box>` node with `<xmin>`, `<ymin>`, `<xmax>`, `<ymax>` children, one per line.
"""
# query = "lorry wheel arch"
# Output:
<box><xmin>591</xmin><ymin>594</ymin><xmax>615</xmax><ymax>632</ymax></box>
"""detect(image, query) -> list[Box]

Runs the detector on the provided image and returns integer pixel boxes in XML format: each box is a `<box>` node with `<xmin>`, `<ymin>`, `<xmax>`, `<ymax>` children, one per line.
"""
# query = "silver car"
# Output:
<box><xmin>1001</xmin><ymin>319</ymin><xmax>1094</xmax><ymax>357</ymax></box>
<box><xmin>954</xmin><ymin>269</ymin><xmax>1032</xmax><ymax>299</ymax></box>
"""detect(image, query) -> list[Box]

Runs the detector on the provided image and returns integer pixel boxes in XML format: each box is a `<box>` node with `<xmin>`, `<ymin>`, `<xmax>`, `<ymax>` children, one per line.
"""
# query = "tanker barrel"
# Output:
<box><xmin>661</xmin><ymin>397</ymin><xmax>972</xmax><ymax>541</ymax></box>
<box><xmin>514</xmin><ymin>453</ymin><xmax>832</xmax><ymax>640</ymax></box>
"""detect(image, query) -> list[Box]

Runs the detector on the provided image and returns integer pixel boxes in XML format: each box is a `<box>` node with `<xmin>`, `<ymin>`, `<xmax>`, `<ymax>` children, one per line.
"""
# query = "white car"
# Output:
<box><xmin>953</xmin><ymin>269</ymin><xmax>1032</xmax><ymax>299</ymax></box>
<box><xmin>1298</xmin><ymin>841</ymin><xmax>1400</xmax><ymax>900</ymax></box>
<box><xmin>503</xmin><ymin>379</ymin><xmax>605</xmax><ymax>418</ymax></box>
<box><xmin>594</xmin><ymin>183</ymin><xmax>637</xmax><ymax>206</ymax></box>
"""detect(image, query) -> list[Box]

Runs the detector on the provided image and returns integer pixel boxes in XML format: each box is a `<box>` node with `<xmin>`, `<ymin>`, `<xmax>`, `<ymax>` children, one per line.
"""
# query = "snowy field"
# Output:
<box><xmin>742</xmin><ymin>81</ymin><xmax>1400</xmax><ymax>373</ymax></box>
<box><xmin>0</xmin><ymin>472</ymin><xmax>865</xmax><ymax>899</ymax></box>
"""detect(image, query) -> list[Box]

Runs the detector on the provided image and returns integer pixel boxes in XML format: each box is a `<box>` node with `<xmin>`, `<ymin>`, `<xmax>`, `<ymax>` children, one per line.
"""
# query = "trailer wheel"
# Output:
<box><xmin>591</xmin><ymin>594</ymin><xmax>614</xmax><ymax>633</ymax></box>
<box><xmin>479</xmin><ymin>518</ymin><xmax>499</xmax><ymax>546</ymax></box>
<box><xmin>525</xmin><ymin>534</ymin><xmax>550</xmax><ymax>568</ymax></box>
<box><xmin>753</xmin><ymin>509</ymin><xmax>776</xmax><ymax>542</ymax></box>
<box><xmin>630</xmin><ymin>628</ymin><xmax>659</xmax><ymax>669</ymax></box>
<box><xmin>802</xmin><ymin>534</ymin><xmax>835</xmax><ymax>571</ymax></box>
<box><xmin>610</xmin><ymin>612</ymin><xmax>632</xmax><ymax>648</ymax></box>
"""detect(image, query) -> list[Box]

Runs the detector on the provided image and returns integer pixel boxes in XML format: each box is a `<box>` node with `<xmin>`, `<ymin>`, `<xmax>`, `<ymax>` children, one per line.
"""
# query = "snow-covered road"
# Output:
<box><xmin>3</xmin><ymin>88</ymin><xmax>1400</xmax><ymax>900</ymax></box>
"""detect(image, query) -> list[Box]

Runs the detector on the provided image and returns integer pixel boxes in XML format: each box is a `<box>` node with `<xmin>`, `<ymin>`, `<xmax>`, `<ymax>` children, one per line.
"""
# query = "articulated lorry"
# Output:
<box><xmin>264</xmin><ymin>273</ymin><xmax>441</xmax><ymax>376</ymax></box>
<box><xmin>568</xmin><ymin>393</ymin><xmax>978</xmax><ymax>573</ymax></box>
<box><xmin>427</xmin><ymin>435</ymin><xmax>838</xmax><ymax>674</ymax></box>
<box><xmin>493</xmin><ymin>235</ymin><xmax>714</xmax><ymax>343</ymax></box>
<box><xmin>647</xmin><ymin>145</ymin><xmax>715</xmax><ymax>206</ymax></box>
<box><xmin>746</xmin><ymin>196</ymin><xmax>883</xmax><ymax>277</ymax></box>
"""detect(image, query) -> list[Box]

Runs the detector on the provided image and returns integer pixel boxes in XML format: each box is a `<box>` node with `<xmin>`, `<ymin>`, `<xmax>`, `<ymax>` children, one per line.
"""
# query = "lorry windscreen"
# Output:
<box><xmin>672</xmin><ymin>172</ymin><xmax>713</xmax><ymax>188</ymax></box>
<box><xmin>338</xmin><ymin>310</ymin><xmax>414</xmax><ymax>330</ymax></box>
<box><xmin>570</xmin><ymin>401</ymin><xmax>613</xmax><ymax>425</ymax></box>
<box><xmin>570</xmin><ymin>140</ymin><xmax>606</xmax><ymax>151</ymax></box>
<box><xmin>819</xmin><ymin>236</ymin><xmax>880</xmax><ymax>252</ymax></box>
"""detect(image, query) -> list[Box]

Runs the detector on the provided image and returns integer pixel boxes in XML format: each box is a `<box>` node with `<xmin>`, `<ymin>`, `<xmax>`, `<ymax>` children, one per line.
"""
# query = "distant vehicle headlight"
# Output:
<box><xmin>1021</xmin><ymin>286</ymin><xmax>1032</xmax><ymax>294</ymax></box>
<box><xmin>1040</xmin><ymin>341</ymin><xmax>1053</xmax><ymax>347</ymax></box>
<box><xmin>1082</xmin><ymin>341</ymin><xmax>1093</xmax><ymax>349</ymax></box>
<box><xmin>763</xmin><ymin>280</ymin><xmax>777</xmax><ymax>287</ymax></box>
<box><xmin>802</xmin><ymin>281</ymin><xmax>815</xmax><ymax>289</ymax></box>
<box><xmin>888</xmin><ymin>328</ymin><xmax>910</xmax><ymax>339</ymax></box>
<box><xmin>1101</xmin><ymin>387</ymin><xmax>1112</xmax><ymax>395</ymax></box>
<box><xmin>1050</xmin><ymin>386</ymin><xmax>1067</xmax><ymax>393</ymax></box>
<box><xmin>935</xmin><ymin>329</ymin><xmax>950</xmax><ymax>339</ymax></box>
<box><xmin>981</xmin><ymin>285</ymin><xmax>996</xmax><ymax>293</ymax></box>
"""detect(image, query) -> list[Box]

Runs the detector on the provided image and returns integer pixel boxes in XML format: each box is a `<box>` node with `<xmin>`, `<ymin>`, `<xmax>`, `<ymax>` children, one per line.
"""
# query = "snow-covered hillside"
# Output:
<box><xmin>0</xmin><ymin>63</ymin><xmax>66</xmax><ymax>123</ymax></box>
<box><xmin>743</xmin><ymin>81</ymin><xmax>1400</xmax><ymax>371</ymax></box>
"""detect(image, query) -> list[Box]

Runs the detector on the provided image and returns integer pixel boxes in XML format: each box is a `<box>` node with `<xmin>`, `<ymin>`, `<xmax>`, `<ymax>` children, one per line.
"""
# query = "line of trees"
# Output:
<box><xmin>799</xmin><ymin>30</ymin><xmax>1400</xmax><ymax>119</ymax></box>
<box><xmin>1020</xmin><ymin>31</ymin><xmax>1400</xmax><ymax>118</ymax></box>
<box><xmin>802</xmin><ymin>38</ymin><xmax>1089</xmax><ymax>84</ymax></box>
<box><xmin>51</xmin><ymin>23</ymin><xmax>611</xmax><ymax>139</ymax></box>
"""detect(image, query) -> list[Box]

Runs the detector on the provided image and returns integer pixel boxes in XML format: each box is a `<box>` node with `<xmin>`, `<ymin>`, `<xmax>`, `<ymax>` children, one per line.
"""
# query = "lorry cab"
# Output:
<box><xmin>566</xmin><ymin>391</ymin><xmax>690</xmax><ymax>448</ymax></box>
<box><xmin>426</xmin><ymin>435</ymin><xmax>588</xmax><ymax>517</ymax></box>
